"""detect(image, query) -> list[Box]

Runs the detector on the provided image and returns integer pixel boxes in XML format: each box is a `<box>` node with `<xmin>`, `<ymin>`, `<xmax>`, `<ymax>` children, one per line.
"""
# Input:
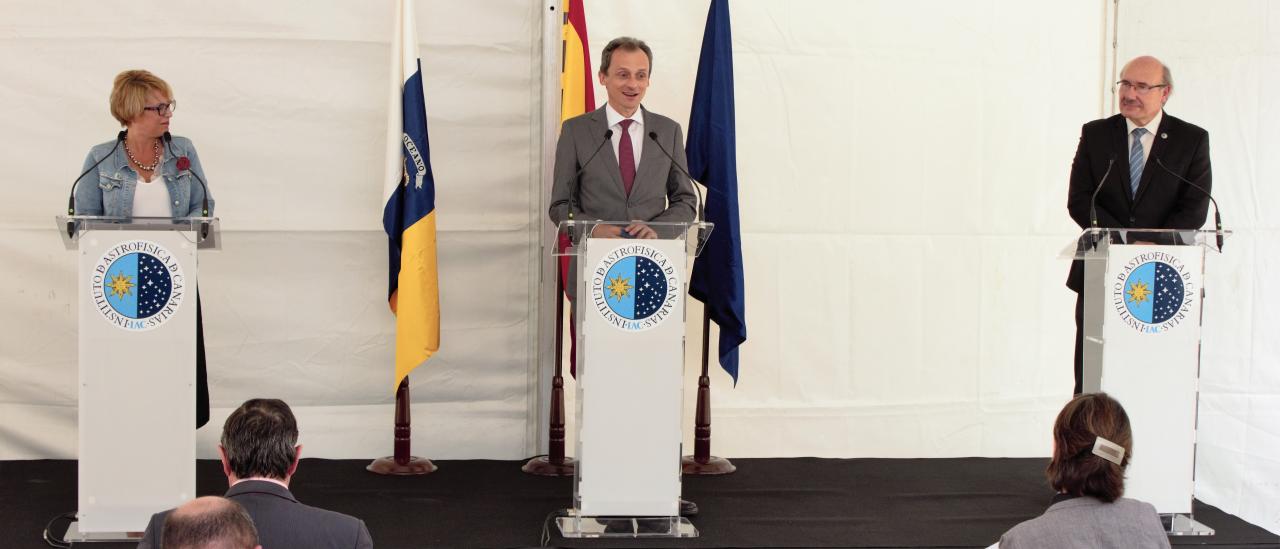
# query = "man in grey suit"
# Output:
<box><xmin>548</xmin><ymin>37</ymin><xmax>700</xmax><ymax>517</ymax></box>
<box><xmin>549</xmin><ymin>36</ymin><xmax>698</xmax><ymax>237</ymax></box>
<box><xmin>138</xmin><ymin>399</ymin><xmax>373</xmax><ymax>549</ymax></box>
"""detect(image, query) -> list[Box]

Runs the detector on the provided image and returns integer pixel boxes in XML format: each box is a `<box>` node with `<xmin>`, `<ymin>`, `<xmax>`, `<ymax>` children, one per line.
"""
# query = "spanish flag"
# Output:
<box><xmin>558</xmin><ymin>0</ymin><xmax>594</xmax><ymax>376</ymax></box>
<box><xmin>560</xmin><ymin>0</ymin><xmax>595</xmax><ymax>122</ymax></box>
<box><xmin>383</xmin><ymin>0</ymin><xmax>440</xmax><ymax>390</ymax></box>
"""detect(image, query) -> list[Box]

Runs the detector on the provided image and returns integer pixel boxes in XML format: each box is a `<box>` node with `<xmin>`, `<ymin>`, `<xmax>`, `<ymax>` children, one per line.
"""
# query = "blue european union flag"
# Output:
<box><xmin>687</xmin><ymin>0</ymin><xmax>746</xmax><ymax>384</ymax></box>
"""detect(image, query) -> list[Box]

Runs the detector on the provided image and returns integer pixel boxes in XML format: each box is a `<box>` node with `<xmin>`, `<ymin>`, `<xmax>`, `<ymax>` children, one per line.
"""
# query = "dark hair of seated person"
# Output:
<box><xmin>221</xmin><ymin>398</ymin><xmax>298</xmax><ymax>480</ymax></box>
<box><xmin>1045</xmin><ymin>392</ymin><xmax>1133</xmax><ymax>503</ymax></box>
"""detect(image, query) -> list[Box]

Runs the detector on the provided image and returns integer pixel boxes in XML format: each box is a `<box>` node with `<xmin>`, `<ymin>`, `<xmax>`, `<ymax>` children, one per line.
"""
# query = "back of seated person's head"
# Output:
<box><xmin>1046</xmin><ymin>392</ymin><xmax>1133</xmax><ymax>503</ymax></box>
<box><xmin>162</xmin><ymin>496</ymin><xmax>259</xmax><ymax>549</ymax></box>
<box><xmin>221</xmin><ymin>398</ymin><xmax>299</xmax><ymax>481</ymax></box>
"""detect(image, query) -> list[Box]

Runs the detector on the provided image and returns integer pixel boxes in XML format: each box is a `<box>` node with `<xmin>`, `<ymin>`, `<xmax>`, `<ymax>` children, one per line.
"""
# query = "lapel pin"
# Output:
<box><xmin>1161</xmin><ymin>132</ymin><xmax>1168</xmax><ymax>139</ymax></box>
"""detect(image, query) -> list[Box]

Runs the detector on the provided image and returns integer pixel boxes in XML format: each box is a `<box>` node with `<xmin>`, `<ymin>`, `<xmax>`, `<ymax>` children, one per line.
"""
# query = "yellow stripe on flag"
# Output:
<box><xmin>392</xmin><ymin>210</ymin><xmax>440</xmax><ymax>389</ymax></box>
<box><xmin>561</xmin><ymin>2</ymin><xmax>591</xmax><ymax>122</ymax></box>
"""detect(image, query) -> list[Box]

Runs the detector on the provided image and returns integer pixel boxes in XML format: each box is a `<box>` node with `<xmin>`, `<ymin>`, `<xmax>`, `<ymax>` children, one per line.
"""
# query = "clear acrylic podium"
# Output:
<box><xmin>1065</xmin><ymin>227</ymin><xmax>1228</xmax><ymax>536</ymax></box>
<box><xmin>552</xmin><ymin>220</ymin><xmax>710</xmax><ymax>538</ymax></box>
<box><xmin>56</xmin><ymin>215</ymin><xmax>219</xmax><ymax>542</ymax></box>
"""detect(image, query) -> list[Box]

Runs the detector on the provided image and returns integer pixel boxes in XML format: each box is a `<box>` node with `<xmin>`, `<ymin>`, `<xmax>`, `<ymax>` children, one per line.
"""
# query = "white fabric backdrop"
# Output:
<box><xmin>0</xmin><ymin>0</ymin><xmax>1275</xmax><ymax>536</ymax></box>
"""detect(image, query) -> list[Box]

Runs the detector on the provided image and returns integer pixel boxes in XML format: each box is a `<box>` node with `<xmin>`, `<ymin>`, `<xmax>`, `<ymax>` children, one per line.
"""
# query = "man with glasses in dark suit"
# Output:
<box><xmin>1065</xmin><ymin>55</ymin><xmax>1212</xmax><ymax>394</ymax></box>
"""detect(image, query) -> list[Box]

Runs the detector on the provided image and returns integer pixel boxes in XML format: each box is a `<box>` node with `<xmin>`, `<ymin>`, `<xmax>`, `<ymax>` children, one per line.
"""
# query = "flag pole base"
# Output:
<box><xmin>681</xmin><ymin>454</ymin><xmax>736</xmax><ymax>476</ymax></box>
<box><xmin>522</xmin><ymin>455</ymin><xmax>576</xmax><ymax>476</ymax></box>
<box><xmin>367</xmin><ymin>456</ymin><xmax>437</xmax><ymax>476</ymax></box>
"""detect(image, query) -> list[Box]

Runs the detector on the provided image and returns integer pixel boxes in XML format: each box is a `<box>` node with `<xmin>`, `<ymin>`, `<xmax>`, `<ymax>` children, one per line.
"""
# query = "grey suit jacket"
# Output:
<box><xmin>549</xmin><ymin>105</ymin><xmax>698</xmax><ymax>227</ymax></box>
<box><xmin>137</xmin><ymin>480</ymin><xmax>373</xmax><ymax>549</ymax></box>
<box><xmin>999</xmin><ymin>496</ymin><xmax>1170</xmax><ymax>549</ymax></box>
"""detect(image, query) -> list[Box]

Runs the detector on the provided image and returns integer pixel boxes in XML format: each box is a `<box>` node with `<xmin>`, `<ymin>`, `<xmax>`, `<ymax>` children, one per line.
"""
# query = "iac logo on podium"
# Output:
<box><xmin>89</xmin><ymin>240</ymin><xmax>186</xmax><ymax>331</ymax></box>
<box><xmin>1112</xmin><ymin>252</ymin><xmax>1195</xmax><ymax>334</ymax></box>
<box><xmin>591</xmin><ymin>244</ymin><xmax>680</xmax><ymax>332</ymax></box>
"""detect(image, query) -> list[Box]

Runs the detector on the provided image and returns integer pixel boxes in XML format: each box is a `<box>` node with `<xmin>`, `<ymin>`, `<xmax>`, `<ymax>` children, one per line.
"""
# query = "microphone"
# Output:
<box><xmin>648</xmin><ymin>131</ymin><xmax>708</xmax><ymax>249</ymax></box>
<box><xmin>163</xmin><ymin>132</ymin><xmax>212</xmax><ymax>240</ymax></box>
<box><xmin>1156</xmin><ymin>157</ymin><xmax>1224</xmax><ymax>251</ymax></box>
<box><xmin>564</xmin><ymin>129</ymin><xmax>613</xmax><ymax>221</ymax></box>
<box><xmin>1086</xmin><ymin>155</ymin><xmax>1117</xmax><ymax>250</ymax></box>
<box><xmin>1088</xmin><ymin>155</ymin><xmax>1117</xmax><ymax>229</ymax></box>
<box><xmin>66</xmin><ymin>130</ymin><xmax>126</xmax><ymax>238</ymax></box>
<box><xmin>646</xmin><ymin>131</ymin><xmax>705</xmax><ymax>224</ymax></box>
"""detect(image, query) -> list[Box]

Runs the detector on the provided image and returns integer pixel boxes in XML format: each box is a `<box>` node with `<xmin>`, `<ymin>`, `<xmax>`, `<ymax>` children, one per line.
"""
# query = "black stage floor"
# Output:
<box><xmin>3</xmin><ymin>457</ymin><xmax>1277</xmax><ymax>548</ymax></box>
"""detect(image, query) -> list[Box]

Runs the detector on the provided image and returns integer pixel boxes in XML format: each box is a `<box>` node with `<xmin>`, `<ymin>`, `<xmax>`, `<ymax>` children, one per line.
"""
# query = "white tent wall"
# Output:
<box><xmin>1</xmin><ymin>0</ymin><xmax>1276</xmax><ymax>536</ymax></box>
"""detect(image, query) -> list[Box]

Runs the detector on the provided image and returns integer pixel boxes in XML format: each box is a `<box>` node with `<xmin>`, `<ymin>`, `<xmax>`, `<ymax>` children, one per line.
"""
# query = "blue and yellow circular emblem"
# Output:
<box><xmin>590</xmin><ymin>244</ymin><xmax>680</xmax><ymax>331</ymax></box>
<box><xmin>1111</xmin><ymin>252</ymin><xmax>1194</xmax><ymax>334</ymax></box>
<box><xmin>89</xmin><ymin>240</ymin><xmax>186</xmax><ymax>331</ymax></box>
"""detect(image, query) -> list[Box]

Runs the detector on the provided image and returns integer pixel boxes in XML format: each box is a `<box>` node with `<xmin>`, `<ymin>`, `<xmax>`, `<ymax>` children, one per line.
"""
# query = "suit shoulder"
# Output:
<box><xmin>166</xmin><ymin>135</ymin><xmax>199</xmax><ymax>152</ymax></box>
<box><xmin>1113</xmin><ymin>497</ymin><xmax>1159</xmax><ymax>514</ymax></box>
<box><xmin>1162</xmin><ymin>113</ymin><xmax>1208</xmax><ymax>138</ymax></box>
<box><xmin>643</xmin><ymin>110</ymin><xmax>681</xmax><ymax>131</ymax></box>
<box><xmin>561</xmin><ymin>111</ymin><xmax>597</xmax><ymax>130</ymax></box>
<box><xmin>87</xmin><ymin>138</ymin><xmax>121</xmax><ymax>158</ymax></box>
<box><xmin>1081</xmin><ymin>114</ymin><xmax>1122</xmax><ymax>134</ymax></box>
<box><xmin>1000</xmin><ymin>513</ymin><xmax>1052</xmax><ymax>543</ymax></box>
<box><xmin>298</xmin><ymin>501</ymin><xmax>365</xmax><ymax>527</ymax></box>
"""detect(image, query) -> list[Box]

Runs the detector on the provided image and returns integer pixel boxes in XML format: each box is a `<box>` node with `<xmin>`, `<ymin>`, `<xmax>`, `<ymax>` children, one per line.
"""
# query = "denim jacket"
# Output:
<box><xmin>74</xmin><ymin>134</ymin><xmax>214</xmax><ymax>218</ymax></box>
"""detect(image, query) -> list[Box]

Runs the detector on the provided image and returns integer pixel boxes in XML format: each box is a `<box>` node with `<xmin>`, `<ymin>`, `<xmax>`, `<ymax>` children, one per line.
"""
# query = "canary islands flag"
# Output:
<box><xmin>383</xmin><ymin>0</ymin><xmax>440</xmax><ymax>390</ymax></box>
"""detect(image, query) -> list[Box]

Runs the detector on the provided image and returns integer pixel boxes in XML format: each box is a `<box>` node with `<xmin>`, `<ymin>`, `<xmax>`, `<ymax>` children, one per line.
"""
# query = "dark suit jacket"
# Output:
<box><xmin>1065</xmin><ymin>112</ymin><xmax>1211</xmax><ymax>292</ymax></box>
<box><xmin>137</xmin><ymin>480</ymin><xmax>373</xmax><ymax>549</ymax></box>
<box><xmin>548</xmin><ymin>105</ymin><xmax>698</xmax><ymax>226</ymax></box>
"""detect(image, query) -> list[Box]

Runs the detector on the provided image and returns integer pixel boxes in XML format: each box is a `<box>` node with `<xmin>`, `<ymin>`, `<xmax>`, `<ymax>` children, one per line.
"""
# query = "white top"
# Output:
<box><xmin>131</xmin><ymin>173</ymin><xmax>172</xmax><ymax>217</ymax></box>
<box><xmin>605</xmin><ymin>103</ymin><xmax>643</xmax><ymax>171</ymax></box>
<box><xmin>1125</xmin><ymin>109</ymin><xmax>1163</xmax><ymax>166</ymax></box>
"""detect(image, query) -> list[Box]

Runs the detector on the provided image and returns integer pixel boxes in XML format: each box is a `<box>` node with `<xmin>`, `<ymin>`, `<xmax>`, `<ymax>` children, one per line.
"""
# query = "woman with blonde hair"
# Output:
<box><xmin>999</xmin><ymin>393</ymin><xmax>1169</xmax><ymax>548</ymax></box>
<box><xmin>73</xmin><ymin>69</ymin><xmax>214</xmax><ymax>428</ymax></box>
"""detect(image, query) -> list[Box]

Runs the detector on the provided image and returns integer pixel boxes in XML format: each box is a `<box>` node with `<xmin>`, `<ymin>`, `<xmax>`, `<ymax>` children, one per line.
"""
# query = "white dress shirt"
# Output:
<box><xmin>604</xmin><ymin>103</ymin><xmax>643</xmax><ymax>171</ymax></box>
<box><xmin>1125</xmin><ymin>109</ymin><xmax>1163</xmax><ymax>167</ymax></box>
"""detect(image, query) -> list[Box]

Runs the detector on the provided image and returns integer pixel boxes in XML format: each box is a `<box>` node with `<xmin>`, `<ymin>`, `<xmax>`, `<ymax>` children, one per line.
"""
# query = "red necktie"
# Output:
<box><xmin>618</xmin><ymin>119</ymin><xmax>635</xmax><ymax>196</ymax></box>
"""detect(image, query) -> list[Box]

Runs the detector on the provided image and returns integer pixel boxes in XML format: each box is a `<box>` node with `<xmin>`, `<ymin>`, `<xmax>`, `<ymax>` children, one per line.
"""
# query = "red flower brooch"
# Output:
<box><xmin>176</xmin><ymin>156</ymin><xmax>191</xmax><ymax>171</ymax></box>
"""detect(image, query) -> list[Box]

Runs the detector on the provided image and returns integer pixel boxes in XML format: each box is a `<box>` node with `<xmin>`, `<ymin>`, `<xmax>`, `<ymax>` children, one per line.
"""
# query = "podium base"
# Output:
<box><xmin>556</xmin><ymin>510</ymin><xmax>697</xmax><ymax>538</ymax></box>
<box><xmin>522</xmin><ymin>455</ymin><xmax>576</xmax><ymax>476</ymax></box>
<box><xmin>63</xmin><ymin>521</ymin><xmax>142</xmax><ymax>543</ymax></box>
<box><xmin>366</xmin><ymin>456</ymin><xmax>437</xmax><ymax>476</ymax></box>
<box><xmin>681</xmin><ymin>455</ymin><xmax>736</xmax><ymax>475</ymax></box>
<box><xmin>1163</xmin><ymin>513</ymin><xmax>1215</xmax><ymax>536</ymax></box>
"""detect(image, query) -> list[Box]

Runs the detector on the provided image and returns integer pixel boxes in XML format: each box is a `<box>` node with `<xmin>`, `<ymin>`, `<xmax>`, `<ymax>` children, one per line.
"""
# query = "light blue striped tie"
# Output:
<box><xmin>1129</xmin><ymin>128</ymin><xmax>1148</xmax><ymax>198</ymax></box>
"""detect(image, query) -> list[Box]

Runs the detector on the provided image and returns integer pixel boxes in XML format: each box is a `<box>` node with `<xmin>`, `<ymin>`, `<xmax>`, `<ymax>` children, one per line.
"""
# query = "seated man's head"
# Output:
<box><xmin>1046</xmin><ymin>392</ymin><xmax>1133</xmax><ymax>502</ymax></box>
<box><xmin>162</xmin><ymin>496</ymin><xmax>260</xmax><ymax>549</ymax></box>
<box><xmin>219</xmin><ymin>398</ymin><xmax>301</xmax><ymax>484</ymax></box>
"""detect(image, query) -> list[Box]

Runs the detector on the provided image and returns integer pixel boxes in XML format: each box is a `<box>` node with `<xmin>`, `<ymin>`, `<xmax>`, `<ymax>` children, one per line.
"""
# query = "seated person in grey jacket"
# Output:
<box><xmin>999</xmin><ymin>392</ymin><xmax>1170</xmax><ymax>549</ymax></box>
<box><xmin>139</xmin><ymin>399</ymin><xmax>373</xmax><ymax>549</ymax></box>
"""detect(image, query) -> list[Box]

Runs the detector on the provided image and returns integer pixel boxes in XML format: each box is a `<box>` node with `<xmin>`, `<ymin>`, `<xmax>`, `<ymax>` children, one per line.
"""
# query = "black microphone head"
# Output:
<box><xmin>603</xmin><ymin>129</ymin><xmax>613</xmax><ymax>139</ymax></box>
<box><xmin>117</xmin><ymin>130</ymin><xmax>127</xmax><ymax>141</ymax></box>
<box><xmin>163</xmin><ymin>131</ymin><xmax>172</xmax><ymax>142</ymax></box>
<box><xmin>648</xmin><ymin>131</ymin><xmax>658</xmax><ymax>140</ymax></box>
